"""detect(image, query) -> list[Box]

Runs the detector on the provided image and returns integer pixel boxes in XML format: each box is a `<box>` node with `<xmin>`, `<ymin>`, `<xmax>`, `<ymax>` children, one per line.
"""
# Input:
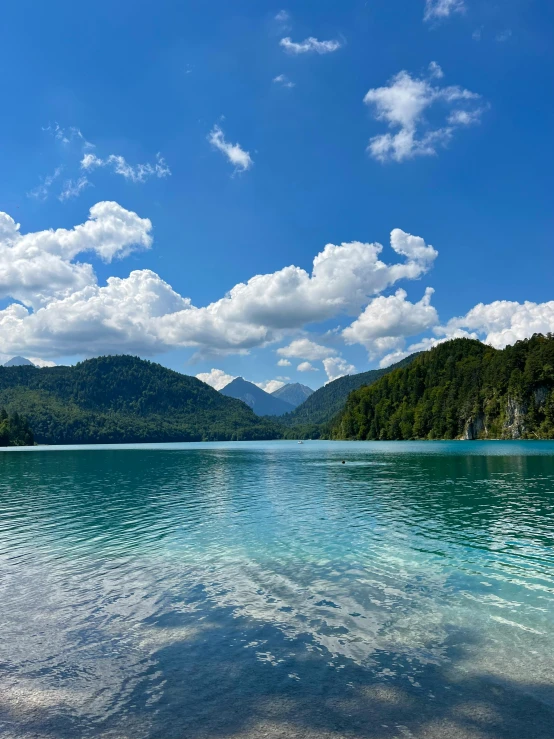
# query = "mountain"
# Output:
<box><xmin>0</xmin><ymin>356</ymin><xmax>281</xmax><ymax>444</ymax></box>
<box><xmin>220</xmin><ymin>377</ymin><xmax>294</xmax><ymax>416</ymax></box>
<box><xmin>332</xmin><ymin>335</ymin><xmax>554</xmax><ymax>441</ymax></box>
<box><xmin>3</xmin><ymin>356</ymin><xmax>35</xmax><ymax>367</ymax></box>
<box><xmin>271</xmin><ymin>383</ymin><xmax>313</xmax><ymax>408</ymax></box>
<box><xmin>279</xmin><ymin>353</ymin><xmax>420</xmax><ymax>429</ymax></box>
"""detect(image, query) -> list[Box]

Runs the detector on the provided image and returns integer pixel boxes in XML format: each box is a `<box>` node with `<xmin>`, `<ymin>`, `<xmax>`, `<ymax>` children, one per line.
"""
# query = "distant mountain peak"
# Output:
<box><xmin>3</xmin><ymin>356</ymin><xmax>35</xmax><ymax>368</ymax></box>
<box><xmin>271</xmin><ymin>382</ymin><xmax>314</xmax><ymax>409</ymax></box>
<box><xmin>221</xmin><ymin>377</ymin><xmax>294</xmax><ymax>416</ymax></box>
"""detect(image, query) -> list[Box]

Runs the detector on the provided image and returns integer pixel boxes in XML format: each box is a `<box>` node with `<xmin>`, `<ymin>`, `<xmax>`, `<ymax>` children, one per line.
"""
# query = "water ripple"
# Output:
<box><xmin>1</xmin><ymin>441</ymin><xmax>553</xmax><ymax>738</ymax></box>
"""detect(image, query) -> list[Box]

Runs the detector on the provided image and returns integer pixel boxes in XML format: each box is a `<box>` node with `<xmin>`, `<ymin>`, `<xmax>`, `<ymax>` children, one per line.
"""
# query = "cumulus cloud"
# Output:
<box><xmin>3</xmin><ymin>205</ymin><xmax>551</xmax><ymax>368</ymax></box>
<box><xmin>378</xmin><ymin>298</ymin><xmax>554</xmax><ymax>367</ymax></box>
<box><xmin>364</xmin><ymin>66</ymin><xmax>485</xmax><ymax>162</ymax></box>
<box><xmin>0</xmin><ymin>202</ymin><xmax>152</xmax><ymax>309</ymax></box>
<box><xmin>424</xmin><ymin>0</ymin><xmax>466</xmax><ymax>22</ymax></box>
<box><xmin>0</xmin><ymin>208</ymin><xmax>437</xmax><ymax>359</ymax></box>
<box><xmin>190</xmin><ymin>229</ymin><xmax>437</xmax><ymax>337</ymax></box>
<box><xmin>280</xmin><ymin>37</ymin><xmax>341</xmax><ymax>54</ymax></box>
<box><xmin>439</xmin><ymin>300</ymin><xmax>554</xmax><ymax>349</ymax></box>
<box><xmin>343</xmin><ymin>287</ymin><xmax>438</xmax><ymax>357</ymax></box>
<box><xmin>277</xmin><ymin>358</ymin><xmax>291</xmax><ymax>367</ymax></box>
<box><xmin>208</xmin><ymin>125</ymin><xmax>253</xmax><ymax>172</ymax></box>
<box><xmin>275</xmin><ymin>10</ymin><xmax>290</xmax><ymax>23</ymax></box>
<box><xmin>29</xmin><ymin>357</ymin><xmax>58</xmax><ymax>367</ymax></box>
<box><xmin>195</xmin><ymin>368</ymin><xmax>236</xmax><ymax>390</ymax></box>
<box><xmin>81</xmin><ymin>152</ymin><xmax>171</xmax><ymax>183</ymax></box>
<box><xmin>0</xmin><ymin>269</ymin><xmax>188</xmax><ymax>358</ymax></box>
<box><xmin>378</xmin><ymin>332</ymin><xmax>472</xmax><ymax>368</ymax></box>
<box><xmin>297</xmin><ymin>361</ymin><xmax>318</xmax><ymax>372</ymax></box>
<box><xmin>156</xmin><ymin>228</ymin><xmax>438</xmax><ymax>353</ymax></box>
<box><xmin>277</xmin><ymin>338</ymin><xmax>337</xmax><ymax>361</ymax></box>
<box><xmin>323</xmin><ymin>357</ymin><xmax>356</xmax><ymax>382</ymax></box>
<box><xmin>273</xmin><ymin>74</ymin><xmax>295</xmax><ymax>88</ymax></box>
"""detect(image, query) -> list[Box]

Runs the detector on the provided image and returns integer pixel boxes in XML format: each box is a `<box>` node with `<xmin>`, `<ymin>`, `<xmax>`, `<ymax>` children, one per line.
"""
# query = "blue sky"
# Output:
<box><xmin>0</xmin><ymin>0</ymin><xmax>552</xmax><ymax>390</ymax></box>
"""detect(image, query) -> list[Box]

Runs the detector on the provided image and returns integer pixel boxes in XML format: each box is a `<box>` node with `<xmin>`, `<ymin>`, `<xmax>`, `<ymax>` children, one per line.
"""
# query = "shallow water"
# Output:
<box><xmin>1</xmin><ymin>440</ymin><xmax>553</xmax><ymax>739</ymax></box>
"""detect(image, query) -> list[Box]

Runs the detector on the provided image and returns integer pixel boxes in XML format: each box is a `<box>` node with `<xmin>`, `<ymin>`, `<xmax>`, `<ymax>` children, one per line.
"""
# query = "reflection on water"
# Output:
<box><xmin>0</xmin><ymin>441</ymin><xmax>553</xmax><ymax>738</ymax></box>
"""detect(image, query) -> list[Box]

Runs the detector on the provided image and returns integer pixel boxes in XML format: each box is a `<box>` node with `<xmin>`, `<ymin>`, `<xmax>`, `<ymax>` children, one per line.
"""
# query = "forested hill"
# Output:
<box><xmin>0</xmin><ymin>409</ymin><xmax>34</xmax><ymax>446</ymax></box>
<box><xmin>332</xmin><ymin>335</ymin><xmax>554</xmax><ymax>441</ymax></box>
<box><xmin>0</xmin><ymin>356</ymin><xmax>280</xmax><ymax>444</ymax></box>
<box><xmin>279</xmin><ymin>353</ymin><xmax>419</xmax><ymax>429</ymax></box>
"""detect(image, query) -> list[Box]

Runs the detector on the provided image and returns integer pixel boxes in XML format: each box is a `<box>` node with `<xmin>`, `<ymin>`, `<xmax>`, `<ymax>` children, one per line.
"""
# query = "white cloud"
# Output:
<box><xmin>28</xmin><ymin>167</ymin><xmax>63</xmax><ymax>201</ymax></box>
<box><xmin>439</xmin><ymin>300</ymin><xmax>554</xmax><ymax>349</ymax></box>
<box><xmin>424</xmin><ymin>0</ymin><xmax>466</xmax><ymax>23</ymax></box>
<box><xmin>0</xmin><ymin>209</ymin><xmax>437</xmax><ymax>359</ymax></box>
<box><xmin>343</xmin><ymin>287</ymin><xmax>438</xmax><ymax>357</ymax></box>
<box><xmin>33</xmin><ymin>125</ymin><xmax>168</xmax><ymax>201</ymax></box>
<box><xmin>280</xmin><ymin>37</ymin><xmax>341</xmax><ymax>54</ymax></box>
<box><xmin>28</xmin><ymin>357</ymin><xmax>58</xmax><ymax>368</ymax></box>
<box><xmin>378</xmin><ymin>298</ymin><xmax>554</xmax><ymax>367</ymax></box>
<box><xmin>297</xmin><ymin>361</ymin><xmax>318</xmax><ymax>372</ymax></box>
<box><xmin>154</xmin><ymin>229</ymin><xmax>438</xmax><ymax>353</ymax></box>
<box><xmin>59</xmin><ymin>176</ymin><xmax>90</xmax><ymax>201</ymax></box>
<box><xmin>377</xmin><ymin>331</ymin><xmax>472</xmax><ymax>368</ymax></box>
<box><xmin>428</xmin><ymin>61</ymin><xmax>444</xmax><ymax>79</ymax></box>
<box><xmin>0</xmin><ymin>202</ymin><xmax>152</xmax><ymax>310</ymax></box>
<box><xmin>364</xmin><ymin>67</ymin><xmax>484</xmax><ymax>162</ymax></box>
<box><xmin>273</xmin><ymin>74</ymin><xmax>295</xmax><ymax>88</ymax></box>
<box><xmin>447</xmin><ymin>109</ymin><xmax>483</xmax><ymax>126</ymax></box>
<box><xmin>42</xmin><ymin>123</ymin><xmax>93</xmax><ymax>148</ymax></box>
<box><xmin>208</xmin><ymin>125</ymin><xmax>253</xmax><ymax>173</ymax></box>
<box><xmin>3</xmin><ymin>206</ymin><xmax>551</xmax><ymax>368</ymax></box>
<box><xmin>255</xmin><ymin>379</ymin><xmax>287</xmax><ymax>393</ymax></box>
<box><xmin>277</xmin><ymin>338</ymin><xmax>337</xmax><ymax>361</ymax></box>
<box><xmin>195</xmin><ymin>368</ymin><xmax>236</xmax><ymax>390</ymax></box>
<box><xmin>0</xmin><ymin>269</ymin><xmax>188</xmax><ymax>358</ymax></box>
<box><xmin>323</xmin><ymin>357</ymin><xmax>356</xmax><ymax>382</ymax></box>
<box><xmin>472</xmin><ymin>27</ymin><xmax>483</xmax><ymax>41</ymax></box>
<box><xmin>189</xmin><ymin>229</ymin><xmax>437</xmax><ymax>337</ymax></box>
<box><xmin>81</xmin><ymin>152</ymin><xmax>171</xmax><ymax>183</ymax></box>
<box><xmin>277</xmin><ymin>358</ymin><xmax>291</xmax><ymax>367</ymax></box>
<box><xmin>275</xmin><ymin>10</ymin><xmax>290</xmax><ymax>23</ymax></box>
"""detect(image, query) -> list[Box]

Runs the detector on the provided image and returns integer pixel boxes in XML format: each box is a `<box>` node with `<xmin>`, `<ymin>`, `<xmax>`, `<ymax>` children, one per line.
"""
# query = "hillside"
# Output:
<box><xmin>0</xmin><ymin>408</ymin><xmax>34</xmax><ymax>446</ymax></box>
<box><xmin>332</xmin><ymin>335</ymin><xmax>554</xmax><ymax>440</ymax></box>
<box><xmin>221</xmin><ymin>377</ymin><xmax>294</xmax><ymax>416</ymax></box>
<box><xmin>271</xmin><ymin>383</ymin><xmax>313</xmax><ymax>408</ymax></box>
<box><xmin>0</xmin><ymin>356</ymin><xmax>281</xmax><ymax>444</ymax></box>
<box><xmin>280</xmin><ymin>353</ymin><xmax>419</xmax><ymax>429</ymax></box>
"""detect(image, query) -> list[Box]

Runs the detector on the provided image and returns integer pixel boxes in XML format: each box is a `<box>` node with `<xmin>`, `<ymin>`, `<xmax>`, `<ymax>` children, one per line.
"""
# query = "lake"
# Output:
<box><xmin>1</xmin><ymin>440</ymin><xmax>553</xmax><ymax>738</ymax></box>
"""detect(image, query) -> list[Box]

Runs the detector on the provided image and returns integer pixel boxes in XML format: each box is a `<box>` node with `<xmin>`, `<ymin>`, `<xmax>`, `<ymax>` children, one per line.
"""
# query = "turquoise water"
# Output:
<box><xmin>1</xmin><ymin>441</ymin><xmax>553</xmax><ymax>739</ymax></box>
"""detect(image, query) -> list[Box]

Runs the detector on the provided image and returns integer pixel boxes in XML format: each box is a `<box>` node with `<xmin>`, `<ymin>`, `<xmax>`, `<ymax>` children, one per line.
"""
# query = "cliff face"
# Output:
<box><xmin>462</xmin><ymin>386</ymin><xmax>551</xmax><ymax>440</ymax></box>
<box><xmin>503</xmin><ymin>397</ymin><xmax>527</xmax><ymax>439</ymax></box>
<box><xmin>462</xmin><ymin>413</ymin><xmax>486</xmax><ymax>440</ymax></box>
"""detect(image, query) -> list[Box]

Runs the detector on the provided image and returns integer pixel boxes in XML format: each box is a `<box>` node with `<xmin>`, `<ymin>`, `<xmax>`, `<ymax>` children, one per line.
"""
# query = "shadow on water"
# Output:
<box><xmin>1</xmin><ymin>606</ymin><xmax>553</xmax><ymax>739</ymax></box>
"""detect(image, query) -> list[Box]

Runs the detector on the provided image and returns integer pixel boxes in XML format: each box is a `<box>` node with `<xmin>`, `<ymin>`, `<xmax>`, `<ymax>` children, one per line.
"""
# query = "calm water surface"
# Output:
<box><xmin>1</xmin><ymin>441</ymin><xmax>553</xmax><ymax>739</ymax></box>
